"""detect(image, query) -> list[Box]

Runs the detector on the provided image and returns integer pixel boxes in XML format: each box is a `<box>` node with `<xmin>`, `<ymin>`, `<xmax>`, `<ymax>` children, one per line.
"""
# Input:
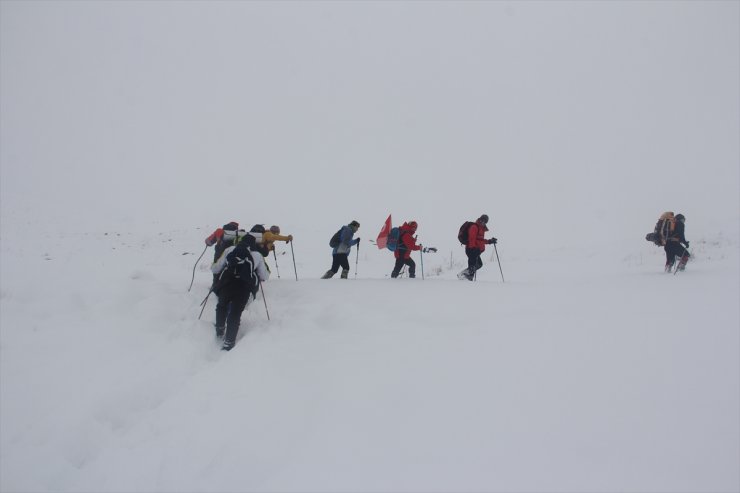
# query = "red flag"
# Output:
<box><xmin>376</xmin><ymin>214</ymin><xmax>392</xmax><ymax>249</ymax></box>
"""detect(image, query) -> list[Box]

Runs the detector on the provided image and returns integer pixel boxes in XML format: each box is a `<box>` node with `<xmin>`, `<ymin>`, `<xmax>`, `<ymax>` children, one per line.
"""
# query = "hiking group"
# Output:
<box><xmin>196</xmin><ymin>210</ymin><xmax>691</xmax><ymax>350</ymax></box>
<box><xmin>201</xmin><ymin>222</ymin><xmax>293</xmax><ymax>351</ymax></box>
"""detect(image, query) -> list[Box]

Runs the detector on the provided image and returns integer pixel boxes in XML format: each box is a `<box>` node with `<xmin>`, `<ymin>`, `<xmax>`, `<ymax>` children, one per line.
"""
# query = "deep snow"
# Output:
<box><xmin>2</xmin><ymin>1</ymin><xmax>739</xmax><ymax>491</ymax></box>
<box><xmin>1</xmin><ymin>221</ymin><xmax>738</xmax><ymax>492</ymax></box>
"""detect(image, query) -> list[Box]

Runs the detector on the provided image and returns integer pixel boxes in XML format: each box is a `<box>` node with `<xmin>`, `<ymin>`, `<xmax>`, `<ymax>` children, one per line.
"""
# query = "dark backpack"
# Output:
<box><xmin>229</xmin><ymin>246</ymin><xmax>257</xmax><ymax>285</ymax></box>
<box><xmin>386</xmin><ymin>227</ymin><xmax>401</xmax><ymax>252</ymax></box>
<box><xmin>329</xmin><ymin>229</ymin><xmax>342</xmax><ymax>248</ymax></box>
<box><xmin>458</xmin><ymin>221</ymin><xmax>474</xmax><ymax>245</ymax></box>
<box><xmin>214</xmin><ymin>242</ymin><xmax>257</xmax><ymax>295</ymax></box>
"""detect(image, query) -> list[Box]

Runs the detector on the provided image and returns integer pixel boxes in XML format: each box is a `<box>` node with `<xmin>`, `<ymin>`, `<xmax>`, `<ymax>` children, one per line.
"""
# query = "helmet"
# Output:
<box><xmin>675</xmin><ymin>214</ymin><xmax>685</xmax><ymax>223</ymax></box>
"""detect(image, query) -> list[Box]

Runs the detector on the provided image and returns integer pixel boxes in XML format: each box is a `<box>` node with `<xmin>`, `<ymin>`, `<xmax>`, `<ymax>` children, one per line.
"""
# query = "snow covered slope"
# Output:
<box><xmin>1</xmin><ymin>225</ymin><xmax>737</xmax><ymax>492</ymax></box>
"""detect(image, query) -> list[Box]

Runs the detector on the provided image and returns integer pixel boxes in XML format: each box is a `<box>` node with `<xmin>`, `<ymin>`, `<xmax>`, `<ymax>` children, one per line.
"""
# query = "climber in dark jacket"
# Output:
<box><xmin>665</xmin><ymin>213</ymin><xmax>690</xmax><ymax>272</ymax></box>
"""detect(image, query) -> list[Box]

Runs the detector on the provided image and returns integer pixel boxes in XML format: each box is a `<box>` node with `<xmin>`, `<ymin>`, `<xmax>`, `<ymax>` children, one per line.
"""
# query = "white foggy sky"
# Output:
<box><xmin>1</xmin><ymin>1</ymin><xmax>738</xmax><ymax>248</ymax></box>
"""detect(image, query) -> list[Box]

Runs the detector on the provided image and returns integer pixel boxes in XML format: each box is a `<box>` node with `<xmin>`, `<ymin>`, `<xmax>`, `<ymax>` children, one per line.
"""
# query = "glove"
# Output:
<box><xmin>488</xmin><ymin>237</ymin><xmax>498</xmax><ymax>245</ymax></box>
<box><xmin>356</xmin><ymin>237</ymin><xmax>361</xmax><ymax>243</ymax></box>
<box><xmin>684</xmin><ymin>241</ymin><xmax>690</xmax><ymax>248</ymax></box>
<box><xmin>286</xmin><ymin>235</ymin><xmax>293</xmax><ymax>242</ymax></box>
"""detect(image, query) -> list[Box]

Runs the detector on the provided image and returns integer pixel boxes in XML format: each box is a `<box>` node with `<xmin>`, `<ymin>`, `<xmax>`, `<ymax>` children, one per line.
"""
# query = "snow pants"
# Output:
<box><xmin>465</xmin><ymin>248</ymin><xmax>483</xmax><ymax>277</ymax></box>
<box><xmin>329</xmin><ymin>253</ymin><xmax>350</xmax><ymax>274</ymax></box>
<box><xmin>665</xmin><ymin>241</ymin><xmax>689</xmax><ymax>266</ymax></box>
<box><xmin>391</xmin><ymin>257</ymin><xmax>416</xmax><ymax>278</ymax></box>
<box><xmin>215</xmin><ymin>282</ymin><xmax>251</xmax><ymax>345</ymax></box>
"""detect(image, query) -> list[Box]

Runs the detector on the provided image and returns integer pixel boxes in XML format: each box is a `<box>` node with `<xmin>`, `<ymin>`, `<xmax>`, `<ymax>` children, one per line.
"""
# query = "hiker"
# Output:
<box><xmin>390</xmin><ymin>221</ymin><xmax>422</xmax><ymax>278</ymax></box>
<box><xmin>322</xmin><ymin>220</ymin><xmax>360</xmax><ymax>279</ymax></box>
<box><xmin>205</xmin><ymin>222</ymin><xmax>245</xmax><ymax>285</ymax></box>
<box><xmin>261</xmin><ymin>225</ymin><xmax>293</xmax><ymax>252</ymax></box>
<box><xmin>665</xmin><ymin>213</ymin><xmax>690</xmax><ymax>272</ymax></box>
<box><xmin>205</xmin><ymin>221</ymin><xmax>240</xmax><ymax>263</ymax></box>
<box><xmin>244</xmin><ymin>225</ymin><xmax>271</xmax><ymax>258</ymax></box>
<box><xmin>459</xmin><ymin>214</ymin><xmax>497</xmax><ymax>281</ymax></box>
<box><xmin>211</xmin><ymin>234</ymin><xmax>270</xmax><ymax>351</ymax></box>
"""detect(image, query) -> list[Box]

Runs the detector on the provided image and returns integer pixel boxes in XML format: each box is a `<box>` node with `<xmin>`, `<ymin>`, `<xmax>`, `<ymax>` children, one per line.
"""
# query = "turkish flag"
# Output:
<box><xmin>376</xmin><ymin>214</ymin><xmax>392</xmax><ymax>249</ymax></box>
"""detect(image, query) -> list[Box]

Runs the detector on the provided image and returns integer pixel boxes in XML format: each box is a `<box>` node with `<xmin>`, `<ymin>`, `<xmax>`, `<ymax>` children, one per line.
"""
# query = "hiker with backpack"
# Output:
<box><xmin>242</xmin><ymin>225</ymin><xmax>271</xmax><ymax>258</ymax></box>
<box><xmin>665</xmin><ymin>213</ymin><xmax>690</xmax><ymax>272</ymax></box>
<box><xmin>261</xmin><ymin>225</ymin><xmax>293</xmax><ymax>252</ymax></box>
<box><xmin>322</xmin><ymin>220</ymin><xmax>360</xmax><ymax>279</ymax></box>
<box><xmin>645</xmin><ymin>212</ymin><xmax>691</xmax><ymax>272</ymax></box>
<box><xmin>204</xmin><ymin>222</ymin><xmax>245</xmax><ymax>285</ymax></box>
<box><xmin>458</xmin><ymin>214</ymin><xmax>497</xmax><ymax>281</ymax></box>
<box><xmin>205</xmin><ymin>221</ymin><xmax>240</xmax><ymax>262</ymax></box>
<box><xmin>390</xmin><ymin>221</ymin><xmax>423</xmax><ymax>278</ymax></box>
<box><xmin>211</xmin><ymin>234</ymin><xmax>270</xmax><ymax>351</ymax></box>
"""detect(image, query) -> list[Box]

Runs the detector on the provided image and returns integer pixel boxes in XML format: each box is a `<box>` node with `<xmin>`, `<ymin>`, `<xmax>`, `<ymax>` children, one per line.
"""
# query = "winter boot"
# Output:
<box><xmin>214</xmin><ymin>325</ymin><xmax>225</xmax><ymax>338</ymax></box>
<box><xmin>678</xmin><ymin>254</ymin><xmax>689</xmax><ymax>271</ymax></box>
<box><xmin>340</xmin><ymin>269</ymin><xmax>349</xmax><ymax>279</ymax></box>
<box><xmin>321</xmin><ymin>270</ymin><xmax>335</xmax><ymax>279</ymax></box>
<box><xmin>665</xmin><ymin>262</ymin><xmax>674</xmax><ymax>273</ymax></box>
<box><xmin>221</xmin><ymin>339</ymin><xmax>235</xmax><ymax>351</ymax></box>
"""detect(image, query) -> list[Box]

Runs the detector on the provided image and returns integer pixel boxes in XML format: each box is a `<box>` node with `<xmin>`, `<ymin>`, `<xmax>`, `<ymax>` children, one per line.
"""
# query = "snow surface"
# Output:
<box><xmin>1</xmin><ymin>2</ymin><xmax>739</xmax><ymax>492</ymax></box>
<box><xmin>1</xmin><ymin>224</ymin><xmax>738</xmax><ymax>492</ymax></box>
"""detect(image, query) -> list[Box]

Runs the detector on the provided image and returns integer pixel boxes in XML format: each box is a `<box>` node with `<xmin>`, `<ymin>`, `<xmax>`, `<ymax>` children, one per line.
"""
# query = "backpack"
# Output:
<box><xmin>214</xmin><ymin>229</ymin><xmax>244</xmax><ymax>260</ymax></box>
<box><xmin>458</xmin><ymin>221</ymin><xmax>474</xmax><ymax>245</ymax></box>
<box><xmin>329</xmin><ymin>229</ymin><xmax>342</xmax><ymax>248</ymax></box>
<box><xmin>646</xmin><ymin>212</ymin><xmax>675</xmax><ymax>246</ymax></box>
<box><xmin>205</xmin><ymin>221</ymin><xmax>239</xmax><ymax>247</ymax></box>
<box><xmin>214</xmin><ymin>244</ymin><xmax>257</xmax><ymax>294</ymax></box>
<box><xmin>386</xmin><ymin>227</ymin><xmax>401</xmax><ymax>252</ymax></box>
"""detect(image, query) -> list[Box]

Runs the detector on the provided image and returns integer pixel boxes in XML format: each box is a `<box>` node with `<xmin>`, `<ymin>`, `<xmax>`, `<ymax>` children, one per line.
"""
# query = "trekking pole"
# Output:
<box><xmin>198</xmin><ymin>287</ymin><xmax>214</xmax><ymax>320</ymax></box>
<box><xmin>494</xmin><ymin>243</ymin><xmax>505</xmax><ymax>283</ymax></box>
<box><xmin>290</xmin><ymin>241</ymin><xmax>298</xmax><ymax>281</ymax></box>
<box><xmin>259</xmin><ymin>280</ymin><xmax>270</xmax><ymax>320</ymax></box>
<box><xmin>188</xmin><ymin>245</ymin><xmax>208</xmax><ymax>292</ymax></box>
<box><xmin>355</xmin><ymin>240</ymin><xmax>360</xmax><ymax>279</ymax></box>
<box><xmin>420</xmin><ymin>247</ymin><xmax>425</xmax><ymax>280</ymax></box>
<box><xmin>272</xmin><ymin>249</ymin><xmax>281</xmax><ymax>279</ymax></box>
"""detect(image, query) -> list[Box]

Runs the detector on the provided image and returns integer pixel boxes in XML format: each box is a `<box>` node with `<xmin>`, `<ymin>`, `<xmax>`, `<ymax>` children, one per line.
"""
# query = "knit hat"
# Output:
<box><xmin>478</xmin><ymin>214</ymin><xmax>489</xmax><ymax>224</ymax></box>
<box><xmin>349</xmin><ymin>220</ymin><xmax>360</xmax><ymax>229</ymax></box>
